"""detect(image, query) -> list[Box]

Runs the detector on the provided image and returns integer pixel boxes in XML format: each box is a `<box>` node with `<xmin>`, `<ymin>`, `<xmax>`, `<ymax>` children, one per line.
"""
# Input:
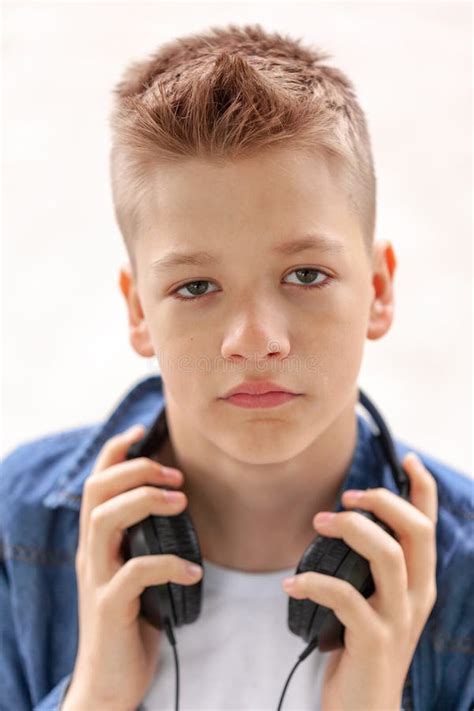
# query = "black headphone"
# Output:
<box><xmin>121</xmin><ymin>388</ymin><xmax>410</xmax><ymax>711</ymax></box>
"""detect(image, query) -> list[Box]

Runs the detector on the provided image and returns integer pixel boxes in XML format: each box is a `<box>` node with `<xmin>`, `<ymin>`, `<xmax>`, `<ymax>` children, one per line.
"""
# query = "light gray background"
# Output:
<box><xmin>2</xmin><ymin>1</ymin><xmax>472</xmax><ymax>476</ymax></box>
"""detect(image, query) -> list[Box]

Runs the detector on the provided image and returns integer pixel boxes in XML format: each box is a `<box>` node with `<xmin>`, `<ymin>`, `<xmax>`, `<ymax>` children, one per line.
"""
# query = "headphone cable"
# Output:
<box><xmin>276</xmin><ymin>638</ymin><xmax>319</xmax><ymax>711</ymax></box>
<box><xmin>164</xmin><ymin>622</ymin><xmax>318</xmax><ymax>711</ymax></box>
<box><xmin>164</xmin><ymin>620</ymin><xmax>180</xmax><ymax>711</ymax></box>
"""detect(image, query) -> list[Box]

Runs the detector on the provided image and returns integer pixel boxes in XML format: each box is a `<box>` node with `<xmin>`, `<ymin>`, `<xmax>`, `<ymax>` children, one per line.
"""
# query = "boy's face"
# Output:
<box><xmin>119</xmin><ymin>146</ymin><xmax>394</xmax><ymax>463</ymax></box>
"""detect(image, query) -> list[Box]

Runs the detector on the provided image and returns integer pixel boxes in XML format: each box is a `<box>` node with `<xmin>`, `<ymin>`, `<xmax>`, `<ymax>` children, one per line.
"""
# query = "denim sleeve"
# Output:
<box><xmin>0</xmin><ymin>558</ymin><xmax>32</xmax><ymax>711</ymax></box>
<box><xmin>0</xmin><ymin>484</ymin><xmax>73</xmax><ymax>711</ymax></box>
<box><xmin>33</xmin><ymin>673</ymin><xmax>73</xmax><ymax>711</ymax></box>
<box><xmin>0</xmin><ymin>556</ymin><xmax>73</xmax><ymax>711</ymax></box>
<box><xmin>0</xmin><ymin>553</ymin><xmax>73</xmax><ymax>711</ymax></box>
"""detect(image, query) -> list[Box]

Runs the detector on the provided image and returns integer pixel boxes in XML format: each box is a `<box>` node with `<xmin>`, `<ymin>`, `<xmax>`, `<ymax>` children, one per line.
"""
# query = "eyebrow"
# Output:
<box><xmin>149</xmin><ymin>233</ymin><xmax>345</xmax><ymax>273</ymax></box>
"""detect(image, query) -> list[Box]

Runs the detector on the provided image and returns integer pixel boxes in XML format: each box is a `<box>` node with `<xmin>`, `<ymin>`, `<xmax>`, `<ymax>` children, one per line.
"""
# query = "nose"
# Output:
<box><xmin>220</xmin><ymin>300</ymin><xmax>291</xmax><ymax>364</ymax></box>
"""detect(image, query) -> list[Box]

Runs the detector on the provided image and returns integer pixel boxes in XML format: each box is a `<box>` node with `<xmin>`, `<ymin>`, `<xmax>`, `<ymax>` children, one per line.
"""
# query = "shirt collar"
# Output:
<box><xmin>43</xmin><ymin>373</ymin><xmax>165</xmax><ymax>511</ymax></box>
<box><xmin>43</xmin><ymin>374</ymin><xmax>397</xmax><ymax>512</ymax></box>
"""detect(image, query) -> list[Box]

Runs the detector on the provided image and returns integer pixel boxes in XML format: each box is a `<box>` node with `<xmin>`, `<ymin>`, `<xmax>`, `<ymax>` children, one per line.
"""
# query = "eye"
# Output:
<box><xmin>282</xmin><ymin>268</ymin><xmax>331</xmax><ymax>289</ymax></box>
<box><xmin>171</xmin><ymin>268</ymin><xmax>332</xmax><ymax>302</ymax></box>
<box><xmin>173</xmin><ymin>280</ymin><xmax>219</xmax><ymax>300</ymax></box>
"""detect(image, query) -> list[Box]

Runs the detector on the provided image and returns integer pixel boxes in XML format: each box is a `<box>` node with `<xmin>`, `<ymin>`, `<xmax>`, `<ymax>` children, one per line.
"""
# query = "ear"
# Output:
<box><xmin>366</xmin><ymin>241</ymin><xmax>396</xmax><ymax>340</ymax></box>
<box><xmin>118</xmin><ymin>263</ymin><xmax>154</xmax><ymax>358</ymax></box>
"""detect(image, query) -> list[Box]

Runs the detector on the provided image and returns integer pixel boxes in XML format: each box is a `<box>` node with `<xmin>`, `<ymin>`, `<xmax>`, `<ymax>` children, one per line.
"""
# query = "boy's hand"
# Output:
<box><xmin>282</xmin><ymin>452</ymin><xmax>438</xmax><ymax>711</ymax></box>
<box><xmin>63</xmin><ymin>425</ymin><xmax>202</xmax><ymax>711</ymax></box>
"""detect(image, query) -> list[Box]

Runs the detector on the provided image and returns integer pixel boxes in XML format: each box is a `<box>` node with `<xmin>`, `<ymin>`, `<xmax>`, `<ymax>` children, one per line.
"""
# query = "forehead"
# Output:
<box><xmin>144</xmin><ymin>147</ymin><xmax>345</xmax><ymax>214</ymax></box>
<box><xmin>137</xmin><ymin>146</ymin><xmax>362</xmax><ymax>257</ymax></box>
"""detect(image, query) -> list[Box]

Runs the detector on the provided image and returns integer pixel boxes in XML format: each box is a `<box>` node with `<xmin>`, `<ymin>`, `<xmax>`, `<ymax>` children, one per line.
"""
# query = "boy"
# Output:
<box><xmin>1</xmin><ymin>23</ymin><xmax>472</xmax><ymax>711</ymax></box>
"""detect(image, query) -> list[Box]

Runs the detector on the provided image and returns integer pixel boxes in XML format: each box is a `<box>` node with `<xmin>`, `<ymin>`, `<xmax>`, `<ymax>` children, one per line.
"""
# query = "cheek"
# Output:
<box><xmin>141</xmin><ymin>294</ymin><xmax>203</xmax><ymax>353</ymax></box>
<box><xmin>146</xmin><ymin>313</ymin><xmax>211</xmax><ymax>399</ymax></box>
<box><xmin>306</xmin><ymin>292</ymin><xmax>369</xmax><ymax>384</ymax></box>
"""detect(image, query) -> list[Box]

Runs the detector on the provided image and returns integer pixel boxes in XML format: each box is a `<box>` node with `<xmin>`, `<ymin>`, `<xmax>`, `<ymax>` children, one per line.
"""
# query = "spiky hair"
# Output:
<box><xmin>109</xmin><ymin>23</ymin><xmax>376</xmax><ymax>270</ymax></box>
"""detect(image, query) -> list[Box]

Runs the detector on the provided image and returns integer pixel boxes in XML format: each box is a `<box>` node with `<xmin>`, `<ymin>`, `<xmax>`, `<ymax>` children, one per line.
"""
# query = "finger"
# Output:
<box><xmin>78</xmin><ymin>426</ymin><xmax>146</xmax><ymax>551</ymax></box>
<box><xmin>402</xmin><ymin>452</ymin><xmax>439</xmax><ymax>524</ymax></box>
<box><xmin>78</xmin><ymin>457</ymin><xmax>183</xmax><ymax>563</ymax></box>
<box><xmin>87</xmin><ymin>457</ymin><xmax>183</xmax><ymax>503</ymax></box>
<box><xmin>341</xmin><ymin>483</ymin><xmax>437</xmax><ymax>597</ymax></box>
<box><xmin>91</xmin><ymin>424</ymin><xmax>146</xmax><ymax>476</ymax></box>
<box><xmin>105</xmin><ymin>554</ymin><xmax>203</xmax><ymax>622</ymax></box>
<box><xmin>87</xmin><ymin>486</ymin><xmax>187</xmax><ymax>584</ymax></box>
<box><xmin>282</xmin><ymin>571</ymin><xmax>383</xmax><ymax>653</ymax></box>
<box><xmin>312</xmin><ymin>511</ymin><xmax>408</xmax><ymax>621</ymax></box>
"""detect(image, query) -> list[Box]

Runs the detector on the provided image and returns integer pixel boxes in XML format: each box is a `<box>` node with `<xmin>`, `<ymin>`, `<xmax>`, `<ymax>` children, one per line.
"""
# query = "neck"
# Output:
<box><xmin>157</xmin><ymin>390</ymin><xmax>359</xmax><ymax>573</ymax></box>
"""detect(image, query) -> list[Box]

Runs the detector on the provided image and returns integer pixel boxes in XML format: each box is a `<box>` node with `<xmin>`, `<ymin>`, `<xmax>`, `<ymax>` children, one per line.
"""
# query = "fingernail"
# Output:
<box><xmin>186</xmin><ymin>563</ymin><xmax>202</xmax><ymax>577</ymax></box>
<box><xmin>343</xmin><ymin>489</ymin><xmax>364</xmax><ymax>499</ymax></box>
<box><xmin>128</xmin><ymin>424</ymin><xmax>144</xmax><ymax>436</ymax></box>
<box><xmin>163</xmin><ymin>489</ymin><xmax>185</xmax><ymax>501</ymax></box>
<box><xmin>314</xmin><ymin>512</ymin><xmax>336</xmax><ymax>524</ymax></box>
<box><xmin>161</xmin><ymin>466</ymin><xmax>181</xmax><ymax>479</ymax></box>
<box><xmin>282</xmin><ymin>576</ymin><xmax>296</xmax><ymax>589</ymax></box>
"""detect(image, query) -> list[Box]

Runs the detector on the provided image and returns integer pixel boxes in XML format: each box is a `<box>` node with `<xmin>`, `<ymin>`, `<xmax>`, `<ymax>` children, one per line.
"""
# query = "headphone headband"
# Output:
<box><xmin>358</xmin><ymin>388</ymin><xmax>410</xmax><ymax>500</ymax></box>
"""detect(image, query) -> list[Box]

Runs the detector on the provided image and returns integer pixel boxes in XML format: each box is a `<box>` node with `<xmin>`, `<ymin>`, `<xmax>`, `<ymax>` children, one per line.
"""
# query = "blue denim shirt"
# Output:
<box><xmin>1</xmin><ymin>374</ymin><xmax>473</xmax><ymax>711</ymax></box>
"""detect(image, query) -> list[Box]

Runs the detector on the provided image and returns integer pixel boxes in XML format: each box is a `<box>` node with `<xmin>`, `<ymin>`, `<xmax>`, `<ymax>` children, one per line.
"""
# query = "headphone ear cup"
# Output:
<box><xmin>122</xmin><ymin>507</ymin><xmax>202</xmax><ymax>631</ymax></box>
<box><xmin>288</xmin><ymin>533</ymin><xmax>352</xmax><ymax>648</ymax></box>
<box><xmin>153</xmin><ymin>509</ymin><xmax>203</xmax><ymax>627</ymax></box>
<box><xmin>288</xmin><ymin>510</ymin><xmax>393</xmax><ymax>651</ymax></box>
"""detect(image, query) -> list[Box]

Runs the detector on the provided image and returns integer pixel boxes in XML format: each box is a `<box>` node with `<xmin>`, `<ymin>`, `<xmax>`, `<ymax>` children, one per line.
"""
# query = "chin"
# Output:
<box><xmin>215</xmin><ymin>422</ymin><xmax>313</xmax><ymax>465</ymax></box>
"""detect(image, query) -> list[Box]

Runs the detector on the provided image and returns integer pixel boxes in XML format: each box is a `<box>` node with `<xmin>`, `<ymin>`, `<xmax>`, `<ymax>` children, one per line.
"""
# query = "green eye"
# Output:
<box><xmin>283</xmin><ymin>269</ymin><xmax>328</xmax><ymax>287</ymax></box>
<box><xmin>172</xmin><ymin>269</ymin><xmax>332</xmax><ymax>302</ymax></box>
<box><xmin>173</xmin><ymin>280</ymin><xmax>218</xmax><ymax>300</ymax></box>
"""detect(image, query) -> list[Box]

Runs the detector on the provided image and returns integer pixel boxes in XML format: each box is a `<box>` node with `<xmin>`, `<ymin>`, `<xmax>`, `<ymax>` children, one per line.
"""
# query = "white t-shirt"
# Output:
<box><xmin>142</xmin><ymin>558</ymin><xmax>330</xmax><ymax>710</ymax></box>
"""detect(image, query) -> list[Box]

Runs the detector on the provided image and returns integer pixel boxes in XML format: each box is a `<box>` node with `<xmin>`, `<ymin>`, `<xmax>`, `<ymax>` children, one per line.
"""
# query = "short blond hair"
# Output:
<box><xmin>109</xmin><ymin>23</ymin><xmax>376</xmax><ymax>271</ymax></box>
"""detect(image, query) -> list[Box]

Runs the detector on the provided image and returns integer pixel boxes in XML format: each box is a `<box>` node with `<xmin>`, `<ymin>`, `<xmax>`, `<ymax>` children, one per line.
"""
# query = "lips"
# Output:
<box><xmin>221</xmin><ymin>380</ymin><xmax>298</xmax><ymax>399</ymax></box>
<box><xmin>223</xmin><ymin>391</ymin><xmax>299</xmax><ymax>409</ymax></box>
